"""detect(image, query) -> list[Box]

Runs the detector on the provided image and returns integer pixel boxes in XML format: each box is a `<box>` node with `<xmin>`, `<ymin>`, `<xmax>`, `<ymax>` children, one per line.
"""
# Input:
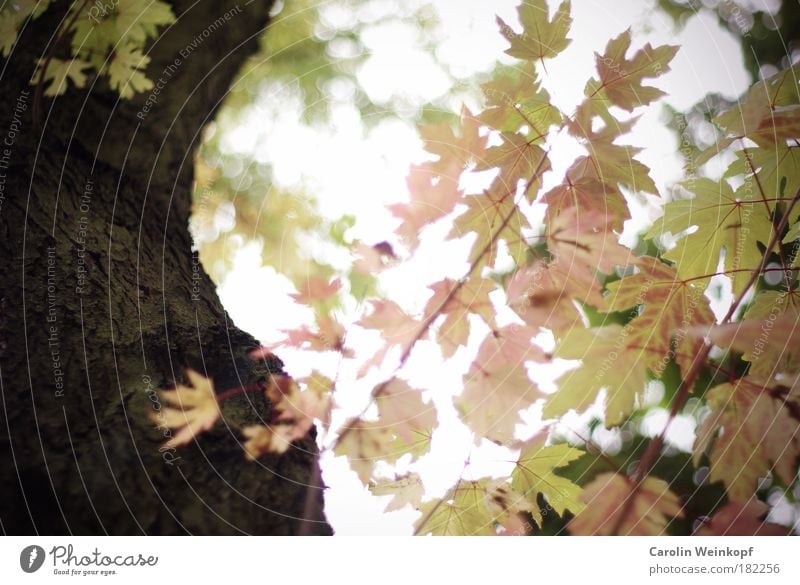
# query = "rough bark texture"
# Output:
<box><xmin>0</xmin><ymin>0</ymin><xmax>331</xmax><ymax>535</ymax></box>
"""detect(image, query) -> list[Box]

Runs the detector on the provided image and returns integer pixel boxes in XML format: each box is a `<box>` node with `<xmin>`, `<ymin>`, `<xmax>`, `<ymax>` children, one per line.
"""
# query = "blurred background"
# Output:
<box><xmin>190</xmin><ymin>0</ymin><xmax>800</xmax><ymax>534</ymax></box>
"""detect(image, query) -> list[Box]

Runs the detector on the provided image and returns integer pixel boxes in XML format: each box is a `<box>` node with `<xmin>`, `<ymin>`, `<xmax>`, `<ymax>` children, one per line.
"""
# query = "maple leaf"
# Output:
<box><xmin>694</xmin><ymin>499</ymin><xmax>791</xmax><ymax>535</ymax></box>
<box><xmin>357</xmin><ymin>300</ymin><xmax>423</xmax><ymax>374</ymax></box>
<box><xmin>449</xmin><ymin>186</ymin><xmax>531</xmax><ymax>271</ymax></box>
<box><xmin>70</xmin><ymin>9</ymin><xmax>118</xmax><ymax>60</ymax></box>
<box><xmin>374</xmin><ymin>378</ymin><xmax>437</xmax><ymax>444</ymax></box>
<box><xmin>725</xmin><ymin>144</ymin><xmax>800</xmax><ymax>223</ymax></box>
<box><xmin>370</xmin><ymin>473</ymin><xmax>425</xmax><ymax>512</ymax></box>
<box><xmin>241</xmin><ymin>425</ymin><xmax>293</xmax><ymax>460</ymax></box>
<box><xmin>506</xmin><ymin>255</ymin><xmax>602</xmax><ymax>332</ymax></box>
<box><xmin>291</xmin><ymin>276</ymin><xmax>341</xmax><ymax>305</ymax></box>
<box><xmin>268</xmin><ymin>375</ymin><xmax>329</xmax><ymax>438</ymax></box>
<box><xmin>542</xmin><ymin>176</ymin><xmax>629</xmax><ymax>231</ymax></box>
<box><xmin>278</xmin><ymin>315</ymin><xmax>351</xmax><ymax>355</ymax></box>
<box><xmin>390</xmin><ymin>161</ymin><xmax>463</xmax><ymax>251</ymax></box>
<box><xmin>0</xmin><ymin>11</ymin><xmax>18</xmax><ymax>57</ymax></box>
<box><xmin>496</xmin><ymin>0</ymin><xmax>572</xmax><ymax>63</ymax></box>
<box><xmin>424</xmin><ymin>277</ymin><xmax>496</xmax><ymax>358</ymax></box>
<box><xmin>546</xmin><ymin>207</ymin><xmax>632</xmax><ymax>274</ymax></box>
<box><xmin>478</xmin><ymin>65</ymin><xmax>561</xmax><ymax>135</ymax></box>
<box><xmin>566</xmin><ymin>140</ymin><xmax>657</xmax><ymax>195</ymax></box>
<box><xmin>241</xmin><ymin>374</ymin><xmax>331</xmax><ymax>458</ymax></box>
<box><xmin>543</xmin><ymin>325</ymin><xmax>650</xmax><ymax>426</ymax></box>
<box><xmin>511</xmin><ymin>440</ymin><xmax>585</xmax><ymax>526</ymax></box>
<box><xmin>107</xmin><ymin>45</ymin><xmax>153</xmax><ymax>98</ymax></box>
<box><xmin>568</xmin><ymin>472</ymin><xmax>683</xmax><ymax>535</ymax></box>
<box><xmin>419</xmin><ymin>106</ymin><xmax>487</xmax><ymax>172</ymax></box>
<box><xmin>714</xmin><ymin>65</ymin><xmax>800</xmax><ymax>147</ymax></box>
<box><xmin>587</xmin><ymin>29</ymin><xmax>678</xmax><ymax>112</ymax></box>
<box><xmin>334</xmin><ymin>381</ymin><xmax>435</xmax><ymax>484</ymax></box>
<box><xmin>698</xmin><ymin>310</ymin><xmax>800</xmax><ymax>379</ymax></box>
<box><xmin>693</xmin><ymin>380</ymin><xmax>800</xmax><ymax>500</ymax></box>
<box><xmin>333</xmin><ymin>419</ymin><xmax>394</xmax><ymax>484</ymax></box>
<box><xmin>455</xmin><ymin>335</ymin><xmax>539</xmax><ymax>445</ymax></box>
<box><xmin>414</xmin><ymin>480</ymin><xmax>501</xmax><ymax>535</ymax></box>
<box><xmin>114</xmin><ymin>0</ymin><xmax>175</xmax><ymax>45</ymax></box>
<box><xmin>34</xmin><ymin>58</ymin><xmax>91</xmax><ymax>97</ymax></box>
<box><xmin>476</xmin><ymin>324</ymin><xmax>547</xmax><ymax>369</ymax></box>
<box><xmin>566</xmin><ymin>90</ymin><xmax>637</xmax><ymax>142</ymax></box>
<box><xmin>153</xmin><ymin>369</ymin><xmax>220</xmax><ymax>449</ymax></box>
<box><xmin>744</xmin><ymin>289</ymin><xmax>800</xmax><ymax>321</ymax></box>
<box><xmin>474</xmin><ymin>132</ymin><xmax>551</xmax><ymax>199</ymax></box>
<box><xmin>603</xmin><ymin>256</ymin><xmax>714</xmax><ymax>376</ymax></box>
<box><xmin>647</xmin><ymin>177</ymin><xmax>774</xmax><ymax>294</ymax></box>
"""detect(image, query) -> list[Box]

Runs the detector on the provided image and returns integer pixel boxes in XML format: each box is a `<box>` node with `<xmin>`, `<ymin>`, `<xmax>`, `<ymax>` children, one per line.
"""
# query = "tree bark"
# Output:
<box><xmin>0</xmin><ymin>0</ymin><xmax>331</xmax><ymax>535</ymax></box>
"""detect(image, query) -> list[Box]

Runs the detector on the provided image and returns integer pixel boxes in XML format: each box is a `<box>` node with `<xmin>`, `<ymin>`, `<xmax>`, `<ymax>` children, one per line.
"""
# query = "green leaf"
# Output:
<box><xmin>603</xmin><ymin>256</ymin><xmax>714</xmax><ymax>376</ymax></box>
<box><xmin>478</xmin><ymin>66</ymin><xmax>561</xmax><ymax>134</ymax></box>
<box><xmin>544</xmin><ymin>325</ymin><xmax>650</xmax><ymax>427</ymax></box>
<box><xmin>414</xmin><ymin>480</ymin><xmax>499</xmax><ymax>535</ymax></box>
<box><xmin>511</xmin><ymin>441</ymin><xmax>585</xmax><ymax>525</ymax></box>
<box><xmin>34</xmin><ymin>58</ymin><xmax>92</xmax><ymax>97</ymax></box>
<box><xmin>115</xmin><ymin>0</ymin><xmax>175</xmax><ymax>45</ymax></box>
<box><xmin>107</xmin><ymin>45</ymin><xmax>153</xmax><ymax>98</ymax></box>
<box><xmin>647</xmin><ymin>177</ymin><xmax>774</xmax><ymax>294</ymax></box>
<box><xmin>496</xmin><ymin>0</ymin><xmax>572</xmax><ymax>62</ymax></box>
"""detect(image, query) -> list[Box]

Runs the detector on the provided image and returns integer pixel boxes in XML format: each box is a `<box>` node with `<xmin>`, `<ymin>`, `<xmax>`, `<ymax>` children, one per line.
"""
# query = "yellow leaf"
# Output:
<box><xmin>511</xmin><ymin>440</ymin><xmax>585</xmax><ymax>525</ymax></box>
<box><xmin>375</xmin><ymin>378</ymin><xmax>437</xmax><ymax>444</ymax></box>
<box><xmin>449</xmin><ymin>186</ymin><xmax>531</xmax><ymax>271</ymax></box>
<box><xmin>153</xmin><ymin>369</ymin><xmax>220</xmax><ymax>449</ymax></box>
<box><xmin>333</xmin><ymin>419</ymin><xmax>394</xmax><ymax>484</ymax></box>
<box><xmin>544</xmin><ymin>325</ymin><xmax>650</xmax><ymax>427</ymax></box>
<box><xmin>34</xmin><ymin>58</ymin><xmax>91</xmax><ymax>97</ymax></box>
<box><xmin>424</xmin><ymin>277</ymin><xmax>496</xmax><ymax>357</ymax></box>
<box><xmin>414</xmin><ymin>480</ymin><xmax>499</xmax><ymax>535</ymax></box>
<box><xmin>715</xmin><ymin>65</ymin><xmax>800</xmax><ymax>147</ymax></box>
<box><xmin>107</xmin><ymin>45</ymin><xmax>153</xmax><ymax>98</ymax></box>
<box><xmin>647</xmin><ymin>178</ymin><xmax>774</xmax><ymax>295</ymax></box>
<box><xmin>474</xmin><ymin>132</ymin><xmax>550</xmax><ymax>200</ymax></box>
<box><xmin>370</xmin><ymin>473</ymin><xmax>425</xmax><ymax>512</ymax></box>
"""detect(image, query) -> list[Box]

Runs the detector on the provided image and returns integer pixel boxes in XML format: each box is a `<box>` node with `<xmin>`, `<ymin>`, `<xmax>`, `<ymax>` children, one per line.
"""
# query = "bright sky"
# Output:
<box><xmin>216</xmin><ymin>0</ymin><xmax>752</xmax><ymax>534</ymax></box>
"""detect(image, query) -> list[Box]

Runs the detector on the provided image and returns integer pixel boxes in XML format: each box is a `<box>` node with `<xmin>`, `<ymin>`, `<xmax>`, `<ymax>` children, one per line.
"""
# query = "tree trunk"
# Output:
<box><xmin>0</xmin><ymin>0</ymin><xmax>330</xmax><ymax>535</ymax></box>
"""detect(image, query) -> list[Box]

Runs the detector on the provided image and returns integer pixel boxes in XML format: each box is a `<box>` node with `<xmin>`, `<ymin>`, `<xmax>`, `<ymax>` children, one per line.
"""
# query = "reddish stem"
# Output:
<box><xmin>216</xmin><ymin>383</ymin><xmax>264</xmax><ymax>403</ymax></box>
